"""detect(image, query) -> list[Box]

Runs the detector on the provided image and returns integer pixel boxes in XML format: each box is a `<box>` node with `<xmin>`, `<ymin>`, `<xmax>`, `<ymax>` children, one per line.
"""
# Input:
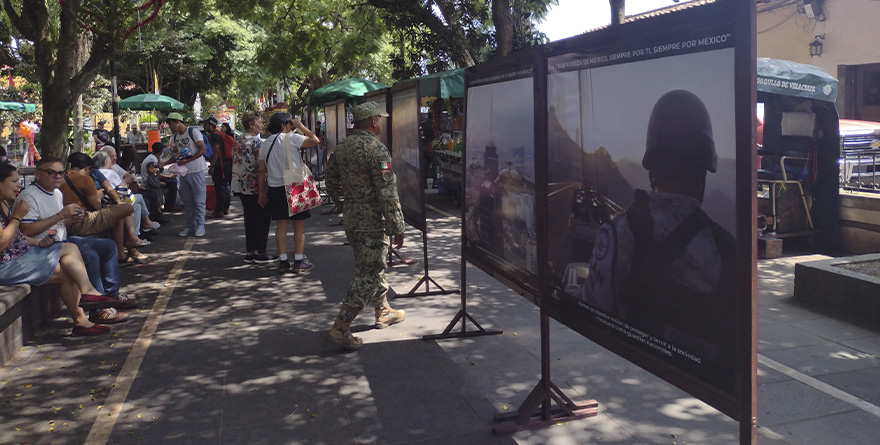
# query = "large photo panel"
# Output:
<box><xmin>543</xmin><ymin>0</ymin><xmax>752</xmax><ymax>417</ymax></box>
<box><xmin>391</xmin><ymin>85</ymin><xmax>426</xmax><ymax>231</ymax></box>
<box><xmin>464</xmin><ymin>65</ymin><xmax>538</xmax><ymax>296</ymax></box>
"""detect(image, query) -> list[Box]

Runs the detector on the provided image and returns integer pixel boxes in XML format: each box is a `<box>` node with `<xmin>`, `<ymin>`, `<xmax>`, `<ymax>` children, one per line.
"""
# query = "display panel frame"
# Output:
<box><xmin>538</xmin><ymin>0</ymin><xmax>755</xmax><ymax>421</ymax></box>
<box><xmin>463</xmin><ymin>53</ymin><xmax>540</xmax><ymax>302</ymax></box>
<box><xmin>323</xmin><ymin>99</ymin><xmax>344</xmax><ymax>160</ymax></box>
<box><xmin>390</xmin><ymin>82</ymin><xmax>427</xmax><ymax>232</ymax></box>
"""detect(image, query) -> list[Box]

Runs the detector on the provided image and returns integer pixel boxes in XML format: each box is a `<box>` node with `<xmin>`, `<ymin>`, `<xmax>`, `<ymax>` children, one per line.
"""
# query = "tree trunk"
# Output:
<box><xmin>40</xmin><ymin>85</ymin><xmax>72</xmax><ymax>160</ymax></box>
<box><xmin>610</xmin><ymin>0</ymin><xmax>625</xmax><ymax>26</ymax></box>
<box><xmin>493</xmin><ymin>0</ymin><xmax>514</xmax><ymax>57</ymax></box>
<box><xmin>2</xmin><ymin>0</ymin><xmax>117</xmax><ymax>159</ymax></box>
<box><xmin>435</xmin><ymin>0</ymin><xmax>477</xmax><ymax>66</ymax></box>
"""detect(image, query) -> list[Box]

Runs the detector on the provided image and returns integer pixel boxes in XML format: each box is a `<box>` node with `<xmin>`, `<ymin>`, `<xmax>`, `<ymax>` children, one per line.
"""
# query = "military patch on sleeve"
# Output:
<box><xmin>380</xmin><ymin>161</ymin><xmax>391</xmax><ymax>171</ymax></box>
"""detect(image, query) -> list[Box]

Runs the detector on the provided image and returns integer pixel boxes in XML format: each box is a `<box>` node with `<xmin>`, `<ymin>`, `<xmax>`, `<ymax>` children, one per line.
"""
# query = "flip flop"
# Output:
<box><xmin>118</xmin><ymin>256</ymin><xmax>140</xmax><ymax>267</ymax></box>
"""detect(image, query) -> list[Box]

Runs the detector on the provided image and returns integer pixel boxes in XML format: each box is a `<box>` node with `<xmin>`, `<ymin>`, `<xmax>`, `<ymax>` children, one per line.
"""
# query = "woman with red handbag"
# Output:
<box><xmin>257</xmin><ymin>112</ymin><xmax>320</xmax><ymax>273</ymax></box>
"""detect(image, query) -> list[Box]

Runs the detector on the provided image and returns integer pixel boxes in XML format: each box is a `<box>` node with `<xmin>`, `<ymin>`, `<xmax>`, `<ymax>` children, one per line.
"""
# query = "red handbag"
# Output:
<box><xmin>282</xmin><ymin>134</ymin><xmax>323</xmax><ymax>216</ymax></box>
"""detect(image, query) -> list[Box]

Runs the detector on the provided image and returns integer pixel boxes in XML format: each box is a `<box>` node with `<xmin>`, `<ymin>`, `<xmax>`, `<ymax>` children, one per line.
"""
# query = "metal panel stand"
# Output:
<box><xmin>397</xmin><ymin>230</ymin><xmax>458</xmax><ymax>298</ymax></box>
<box><xmin>493</xmin><ymin>309</ymin><xmax>598</xmax><ymax>434</ymax></box>
<box><xmin>423</xmin><ymin>260</ymin><xmax>502</xmax><ymax>340</ymax></box>
<box><xmin>387</xmin><ymin>246</ymin><xmax>418</xmax><ymax>267</ymax></box>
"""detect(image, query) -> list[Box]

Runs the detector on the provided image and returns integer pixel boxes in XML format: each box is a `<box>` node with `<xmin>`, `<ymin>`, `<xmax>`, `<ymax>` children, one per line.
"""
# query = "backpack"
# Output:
<box><xmin>216</xmin><ymin>131</ymin><xmax>235</xmax><ymax>159</ymax></box>
<box><xmin>185</xmin><ymin>127</ymin><xmax>213</xmax><ymax>159</ymax></box>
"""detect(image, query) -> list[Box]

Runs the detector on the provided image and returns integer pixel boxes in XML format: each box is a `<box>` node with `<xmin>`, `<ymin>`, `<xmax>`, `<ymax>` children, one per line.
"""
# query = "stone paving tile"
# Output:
<box><xmin>757</xmin><ymin>361</ymin><xmax>789</xmax><ymax>386</ymax></box>
<box><xmin>757</xmin><ymin>301</ymin><xmax>826</xmax><ymax>326</ymax></box>
<box><xmin>840</xmin><ymin>335</ymin><xmax>880</xmax><ymax>358</ymax></box>
<box><xmin>436</xmin><ymin>354</ymin><xmax>543</xmax><ymax>422</ymax></box>
<box><xmin>111</xmin><ymin>421</ymin><xmax>221</xmax><ymax>444</ymax></box>
<box><xmin>764</xmin><ymin>409</ymin><xmax>880</xmax><ymax>444</ymax></box>
<box><xmin>220</xmin><ymin>420</ymin><xmax>356</xmax><ymax>444</ymax></box>
<box><xmin>758</xmin><ymin>379</ymin><xmax>857</xmax><ymax>426</ymax></box>
<box><xmin>220</xmin><ymin>364</ymin><xmax>347</xmax><ymax>431</ymax></box>
<box><xmin>760</xmin><ymin>343</ymin><xmax>880</xmax><ymax>377</ymax></box>
<box><xmin>757</xmin><ymin>323</ymin><xmax>829</xmax><ymax>352</ymax></box>
<box><xmin>814</xmin><ymin>366</ymin><xmax>880</xmax><ymax>406</ymax></box>
<box><xmin>337</xmin><ymin>363</ymin><xmax>487</xmax><ymax>444</ymax></box>
<box><xmin>790</xmin><ymin>316</ymin><xmax>880</xmax><ymax>343</ymax></box>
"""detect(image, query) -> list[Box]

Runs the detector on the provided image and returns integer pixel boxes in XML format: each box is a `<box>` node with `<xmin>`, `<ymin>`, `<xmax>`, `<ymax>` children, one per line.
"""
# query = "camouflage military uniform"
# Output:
<box><xmin>325</xmin><ymin>129</ymin><xmax>406</xmax><ymax>310</ymax></box>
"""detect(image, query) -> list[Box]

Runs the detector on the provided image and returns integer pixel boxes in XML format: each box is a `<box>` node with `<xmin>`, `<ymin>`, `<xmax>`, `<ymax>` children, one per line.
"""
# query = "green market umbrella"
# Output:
<box><xmin>118</xmin><ymin>93</ymin><xmax>185</xmax><ymax>112</ymax></box>
<box><xmin>416</xmin><ymin>68</ymin><xmax>465</xmax><ymax>99</ymax></box>
<box><xmin>0</xmin><ymin>101</ymin><xmax>37</xmax><ymax>112</ymax></box>
<box><xmin>307</xmin><ymin>78</ymin><xmax>387</xmax><ymax>106</ymax></box>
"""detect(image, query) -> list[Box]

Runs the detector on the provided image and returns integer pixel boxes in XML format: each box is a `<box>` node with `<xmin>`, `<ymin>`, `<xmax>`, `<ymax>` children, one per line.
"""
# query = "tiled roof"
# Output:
<box><xmin>625</xmin><ymin>0</ymin><xmax>716</xmax><ymax>23</ymax></box>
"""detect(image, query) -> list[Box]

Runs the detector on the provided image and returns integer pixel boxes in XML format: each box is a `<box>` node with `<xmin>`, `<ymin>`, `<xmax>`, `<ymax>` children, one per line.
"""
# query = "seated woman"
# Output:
<box><xmin>0</xmin><ymin>163</ymin><xmax>113</xmax><ymax>336</ymax></box>
<box><xmin>92</xmin><ymin>151</ymin><xmax>158</xmax><ymax>237</ymax></box>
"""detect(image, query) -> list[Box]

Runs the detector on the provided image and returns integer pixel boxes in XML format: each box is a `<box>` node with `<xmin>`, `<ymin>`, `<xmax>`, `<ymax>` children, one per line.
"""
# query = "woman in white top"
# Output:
<box><xmin>257</xmin><ymin>112</ymin><xmax>320</xmax><ymax>273</ymax></box>
<box><xmin>91</xmin><ymin>151</ymin><xmax>155</xmax><ymax>248</ymax></box>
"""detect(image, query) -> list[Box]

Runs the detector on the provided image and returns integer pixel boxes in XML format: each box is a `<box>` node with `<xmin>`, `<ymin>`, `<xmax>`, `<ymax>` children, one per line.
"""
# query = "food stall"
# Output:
<box><xmin>395</xmin><ymin>69</ymin><xmax>466</xmax><ymax>202</ymax></box>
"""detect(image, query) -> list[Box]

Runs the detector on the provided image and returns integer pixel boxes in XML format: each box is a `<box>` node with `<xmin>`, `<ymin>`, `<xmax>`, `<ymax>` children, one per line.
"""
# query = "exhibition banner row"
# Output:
<box><xmin>461</xmin><ymin>0</ymin><xmax>754</xmax><ymax>421</ymax></box>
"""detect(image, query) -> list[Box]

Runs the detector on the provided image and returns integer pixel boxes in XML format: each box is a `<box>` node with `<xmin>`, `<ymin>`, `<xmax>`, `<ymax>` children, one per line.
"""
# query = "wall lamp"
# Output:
<box><xmin>809</xmin><ymin>34</ymin><xmax>825</xmax><ymax>57</ymax></box>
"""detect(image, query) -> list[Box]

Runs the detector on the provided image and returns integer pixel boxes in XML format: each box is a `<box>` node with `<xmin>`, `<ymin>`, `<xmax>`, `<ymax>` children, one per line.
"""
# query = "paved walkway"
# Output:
<box><xmin>1</xmin><ymin>192</ymin><xmax>879</xmax><ymax>444</ymax></box>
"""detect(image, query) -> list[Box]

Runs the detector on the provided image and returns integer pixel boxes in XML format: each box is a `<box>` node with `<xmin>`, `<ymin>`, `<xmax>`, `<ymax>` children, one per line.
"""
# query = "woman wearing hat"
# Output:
<box><xmin>257</xmin><ymin>112</ymin><xmax>320</xmax><ymax>273</ymax></box>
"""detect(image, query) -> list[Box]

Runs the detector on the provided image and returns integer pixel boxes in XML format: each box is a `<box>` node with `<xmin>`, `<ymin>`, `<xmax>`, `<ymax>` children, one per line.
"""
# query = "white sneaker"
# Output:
<box><xmin>178</xmin><ymin>228</ymin><xmax>193</xmax><ymax>237</ymax></box>
<box><xmin>195</xmin><ymin>225</ymin><xmax>206</xmax><ymax>237</ymax></box>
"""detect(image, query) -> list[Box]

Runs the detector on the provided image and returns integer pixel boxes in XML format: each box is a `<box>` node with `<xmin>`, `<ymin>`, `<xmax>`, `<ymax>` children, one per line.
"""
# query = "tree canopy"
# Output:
<box><xmin>1</xmin><ymin>0</ymin><xmax>557</xmax><ymax>157</ymax></box>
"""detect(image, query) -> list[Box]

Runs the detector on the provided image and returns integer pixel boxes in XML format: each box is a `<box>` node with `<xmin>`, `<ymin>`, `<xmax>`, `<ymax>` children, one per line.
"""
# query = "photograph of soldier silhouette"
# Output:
<box><xmin>546</xmin><ymin>49</ymin><xmax>738</xmax><ymax>393</ymax></box>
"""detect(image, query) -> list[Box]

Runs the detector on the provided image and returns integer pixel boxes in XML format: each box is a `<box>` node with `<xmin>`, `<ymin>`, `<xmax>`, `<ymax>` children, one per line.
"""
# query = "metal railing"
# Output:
<box><xmin>840</xmin><ymin>148</ymin><xmax>880</xmax><ymax>192</ymax></box>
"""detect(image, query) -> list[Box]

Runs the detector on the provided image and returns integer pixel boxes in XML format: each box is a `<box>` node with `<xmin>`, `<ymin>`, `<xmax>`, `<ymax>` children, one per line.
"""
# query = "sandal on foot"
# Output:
<box><xmin>118</xmin><ymin>256</ymin><xmax>140</xmax><ymax>267</ymax></box>
<box><xmin>72</xmin><ymin>324</ymin><xmax>111</xmax><ymax>336</ymax></box>
<box><xmin>89</xmin><ymin>308</ymin><xmax>130</xmax><ymax>324</ymax></box>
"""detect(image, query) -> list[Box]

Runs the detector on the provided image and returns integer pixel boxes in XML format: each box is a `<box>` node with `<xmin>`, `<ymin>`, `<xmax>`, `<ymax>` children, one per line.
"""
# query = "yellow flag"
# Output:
<box><xmin>153</xmin><ymin>71</ymin><xmax>159</xmax><ymax>94</ymax></box>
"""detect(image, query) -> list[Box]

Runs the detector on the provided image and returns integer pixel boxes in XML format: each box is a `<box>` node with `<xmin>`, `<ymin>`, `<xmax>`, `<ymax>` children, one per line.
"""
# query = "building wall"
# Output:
<box><xmin>757</xmin><ymin>0</ymin><xmax>880</xmax><ymax>120</ymax></box>
<box><xmin>757</xmin><ymin>0</ymin><xmax>880</xmax><ymax>68</ymax></box>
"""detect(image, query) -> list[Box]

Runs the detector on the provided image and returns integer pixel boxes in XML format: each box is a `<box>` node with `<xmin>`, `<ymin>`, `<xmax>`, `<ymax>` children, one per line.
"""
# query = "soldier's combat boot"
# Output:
<box><xmin>327</xmin><ymin>305</ymin><xmax>363</xmax><ymax>350</ymax></box>
<box><xmin>374</xmin><ymin>298</ymin><xmax>406</xmax><ymax>329</ymax></box>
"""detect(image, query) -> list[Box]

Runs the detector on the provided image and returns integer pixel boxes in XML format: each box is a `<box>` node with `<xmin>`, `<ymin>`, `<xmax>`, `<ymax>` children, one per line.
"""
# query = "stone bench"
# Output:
<box><xmin>794</xmin><ymin>253</ymin><xmax>880</xmax><ymax>324</ymax></box>
<box><xmin>0</xmin><ymin>284</ymin><xmax>62</xmax><ymax>365</ymax></box>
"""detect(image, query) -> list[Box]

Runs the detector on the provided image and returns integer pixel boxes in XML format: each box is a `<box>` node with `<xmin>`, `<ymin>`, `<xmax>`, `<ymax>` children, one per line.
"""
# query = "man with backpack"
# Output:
<box><xmin>203</xmin><ymin>117</ymin><xmax>234</xmax><ymax>218</ymax></box>
<box><xmin>166</xmin><ymin>112</ymin><xmax>208</xmax><ymax>237</ymax></box>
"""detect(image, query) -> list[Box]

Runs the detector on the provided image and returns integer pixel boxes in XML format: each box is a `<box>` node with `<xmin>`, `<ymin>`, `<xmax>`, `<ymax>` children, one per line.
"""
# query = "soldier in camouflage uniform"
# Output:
<box><xmin>324</xmin><ymin>102</ymin><xmax>406</xmax><ymax>350</ymax></box>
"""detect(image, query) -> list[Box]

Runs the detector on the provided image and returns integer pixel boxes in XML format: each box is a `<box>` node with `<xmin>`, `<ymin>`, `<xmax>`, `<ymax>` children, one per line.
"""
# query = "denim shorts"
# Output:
<box><xmin>0</xmin><ymin>243</ymin><xmax>63</xmax><ymax>286</ymax></box>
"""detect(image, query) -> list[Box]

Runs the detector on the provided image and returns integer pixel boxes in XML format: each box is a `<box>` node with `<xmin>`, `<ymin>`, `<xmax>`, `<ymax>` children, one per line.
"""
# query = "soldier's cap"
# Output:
<box><xmin>166</xmin><ymin>112</ymin><xmax>185</xmax><ymax>122</ymax></box>
<box><xmin>200</xmin><ymin>116</ymin><xmax>219</xmax><ymax>126</ymax></box>
<box><xmin>352</xmin><ymin>102</ymin><xmax>389</xmax><ymax>122</ymax></box>
<box><xmin>98</xmin><ymin>120</ymin><xmax>106</xmax><ymax>124</ymax></box>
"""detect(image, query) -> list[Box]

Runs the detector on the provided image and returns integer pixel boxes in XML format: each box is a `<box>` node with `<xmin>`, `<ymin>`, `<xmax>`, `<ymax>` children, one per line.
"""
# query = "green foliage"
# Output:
<box><xmin>107</xmin><ymin>0</ymin><xmax>556</xmax><ymax>115</ymax></box>
<box><xmin>0</xmin><ymin>84</ymin><xmax>41</xmax><ymax>125</ymax></box>
<box><xmin>83</xmin><ymin>74</ymin><xmax>112</xmax><ymax>113</ymax></box>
